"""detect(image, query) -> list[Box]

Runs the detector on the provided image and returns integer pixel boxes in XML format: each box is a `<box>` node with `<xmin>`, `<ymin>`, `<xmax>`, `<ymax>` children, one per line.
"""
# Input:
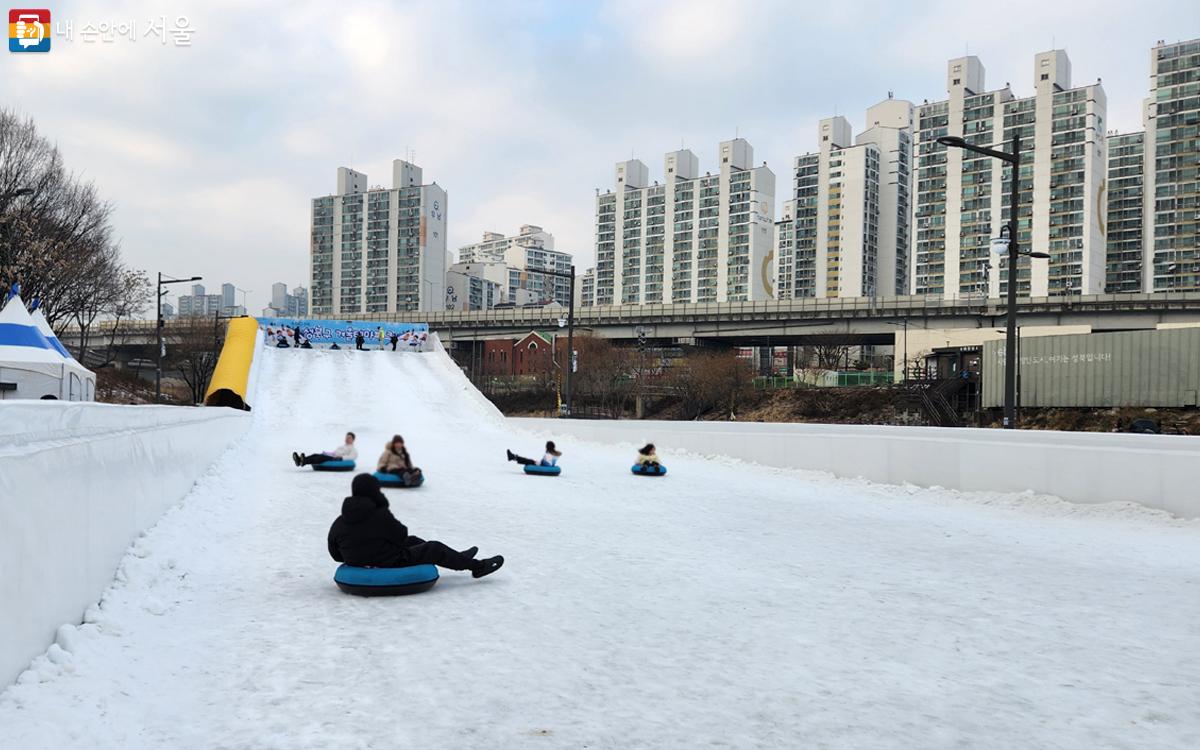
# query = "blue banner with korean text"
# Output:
<box><xmin>257</xmin><ymin>317</ymin><xmax>429</xmax><ymax>349</ymax></box>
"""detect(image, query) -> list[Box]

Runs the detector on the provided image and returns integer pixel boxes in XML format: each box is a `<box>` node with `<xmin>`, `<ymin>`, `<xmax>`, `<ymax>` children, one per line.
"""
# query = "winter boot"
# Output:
<box><xmin>505</xmin><ymin>449</ymin><xmax>515</xmax><ymax>462</ymax></box>
<box><xmin>292</xmin><ymin>452</ymin><xmax>302</xmax><ymax>467</ymax></box>
<box><xmin>471</xmin><ymin>555</ymin><xmax>504</xmax><ymax>579</ymax></box>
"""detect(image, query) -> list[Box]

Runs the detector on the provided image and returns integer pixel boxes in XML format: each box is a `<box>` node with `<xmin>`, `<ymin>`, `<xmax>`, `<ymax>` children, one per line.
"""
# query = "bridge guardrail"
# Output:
<box><xmin>56</xmin><ymin>290</ymin><xmax>1200</xmax><ymax>338</ymax></box>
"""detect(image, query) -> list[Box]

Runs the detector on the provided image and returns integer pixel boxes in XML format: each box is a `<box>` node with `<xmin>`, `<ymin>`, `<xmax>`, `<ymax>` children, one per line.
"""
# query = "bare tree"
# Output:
<box><xmin>563</xmin><ymin>334</ymin><xmax>635</xmax><ymax>417</ymax></box>
<box><xmin>167</xmin><ymin>315</ymin><xmax>223</xmax><ymax>404</ymax></box>
<box><xmin>807</xmin><ymin>334</ymin><xmax>851</xmax><ymax>371</ymax></box>
<box><xmin>73</xmin><ymin>265</ymin><xmax>149</xmax><ymax>367</ymax></box>
<box><xmin>0</xmin><ymin>108</ymin><xmax>125</xmax><ymax>332</ymax></box>
<box><xmin>666</xmin><ymin>349</ymin><xmax>755</xmax><ymax>420</ymax></box>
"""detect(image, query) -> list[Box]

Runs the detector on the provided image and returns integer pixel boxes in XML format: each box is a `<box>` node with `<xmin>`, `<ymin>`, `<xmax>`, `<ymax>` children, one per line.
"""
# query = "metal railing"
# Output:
<box><xmin>57</xmin><ymin>289</ymin><xmax>1200</xmax><ymax>338</ymax></box>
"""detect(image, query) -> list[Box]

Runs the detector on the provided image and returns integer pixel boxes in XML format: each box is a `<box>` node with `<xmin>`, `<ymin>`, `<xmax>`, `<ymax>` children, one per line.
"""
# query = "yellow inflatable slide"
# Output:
<box><xmin>203</xmin><ymin>317</ymin><xmax>259</xmax><ymax>410</ymax></box>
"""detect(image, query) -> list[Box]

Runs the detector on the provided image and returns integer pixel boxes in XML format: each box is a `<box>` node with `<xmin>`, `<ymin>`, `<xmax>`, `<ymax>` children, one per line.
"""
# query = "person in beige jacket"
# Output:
<box><xmin>377</xmin><ymin>434</ymin><xmax>423</xmax><ymax>485</ymax></box>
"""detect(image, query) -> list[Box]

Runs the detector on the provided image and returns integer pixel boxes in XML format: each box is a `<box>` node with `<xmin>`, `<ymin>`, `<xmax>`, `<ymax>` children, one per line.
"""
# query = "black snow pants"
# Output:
<box><xmin>301</xmin><ymin>453</ymin><xmax>339</xmax><ymax>466</ymax></box>
<box><xmin>402</xmin><ymin>536</ymin><xmax>474</xmax><ymax>571</ymax></box>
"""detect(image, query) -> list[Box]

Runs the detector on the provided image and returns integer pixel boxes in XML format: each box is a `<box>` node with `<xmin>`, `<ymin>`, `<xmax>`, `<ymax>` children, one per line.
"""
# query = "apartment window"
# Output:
<box><xmin>953</xmin><ymin>78</ymin><xmax>961</xmax><ymax>85</ymax></box>
<box><xmin>1041</xmin><ymin>73</ymin><xmax>1049</xmax><ymax>80</ymax></box>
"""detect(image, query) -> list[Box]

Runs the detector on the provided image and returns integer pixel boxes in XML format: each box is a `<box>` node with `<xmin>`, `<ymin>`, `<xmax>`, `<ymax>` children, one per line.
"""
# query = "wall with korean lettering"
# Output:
<box><xmin>981</xmin><ymin>327</ymin><xmax>1200</xmax><ymax>408</ymax></box>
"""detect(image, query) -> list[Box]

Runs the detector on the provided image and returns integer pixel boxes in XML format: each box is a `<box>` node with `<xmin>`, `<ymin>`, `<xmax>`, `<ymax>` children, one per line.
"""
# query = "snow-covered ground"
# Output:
<box><xmin>2</xmin><ymin>347</ymin><xmax>1198</xmax><ymax>749</ymax></box>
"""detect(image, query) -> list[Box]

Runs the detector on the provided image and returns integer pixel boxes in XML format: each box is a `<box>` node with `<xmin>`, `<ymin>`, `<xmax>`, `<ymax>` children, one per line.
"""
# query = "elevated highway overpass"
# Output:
<box><xmin>60</xmin><ymin>291</ymin><xmax>1200</xmax><ymax>352</ymax></box>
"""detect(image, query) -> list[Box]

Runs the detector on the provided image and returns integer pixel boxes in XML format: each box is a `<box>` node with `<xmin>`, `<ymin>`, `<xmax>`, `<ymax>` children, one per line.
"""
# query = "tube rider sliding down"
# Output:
<box><xmin>327</xmin><ymin>474</ymin><xmax>504</xmax><ymax>578</ymax></box>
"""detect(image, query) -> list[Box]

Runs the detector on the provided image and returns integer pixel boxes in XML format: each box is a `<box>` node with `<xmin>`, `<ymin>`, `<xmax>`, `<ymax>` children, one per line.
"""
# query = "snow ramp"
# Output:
<box><xmin>1</xmin><ymin>343</ymin><xmax>1199</xmax><ymax>749</ymax></box>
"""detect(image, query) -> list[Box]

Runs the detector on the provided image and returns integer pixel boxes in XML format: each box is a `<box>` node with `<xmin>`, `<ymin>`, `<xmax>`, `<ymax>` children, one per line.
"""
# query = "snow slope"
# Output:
<box><xmin>1</xmin><ymin>346</ymin><xmax>1198</xmax><ymax>749</ymax></box>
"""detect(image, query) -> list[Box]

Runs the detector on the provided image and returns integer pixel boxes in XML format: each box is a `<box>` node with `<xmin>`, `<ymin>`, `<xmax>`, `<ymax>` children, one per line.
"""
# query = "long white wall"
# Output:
<box><xmin>514</xmin><ymin>419</ymin><xmax>1200</xmax><ymax>519</ymax></box>
<box><xmin>0</xmin><ymin>402</ymin><xmax>251</xmax><ymax>686</ymax></box>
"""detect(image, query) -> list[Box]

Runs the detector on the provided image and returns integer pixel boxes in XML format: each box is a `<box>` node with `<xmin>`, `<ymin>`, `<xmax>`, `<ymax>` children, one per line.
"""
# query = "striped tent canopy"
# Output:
<box><xmin>30</xmin><ymin>307</ymin><xmax>78</xmax><ymax>361</ymax></box>
<box><xmin>0</xmin><ymin>294</ymin><xmax>62</xmax><ymax>371</ymax></box>
<box><xmin>0</xmin><ymin>295</ymin><xmax>95</xmax><ymax>400</ymax></box>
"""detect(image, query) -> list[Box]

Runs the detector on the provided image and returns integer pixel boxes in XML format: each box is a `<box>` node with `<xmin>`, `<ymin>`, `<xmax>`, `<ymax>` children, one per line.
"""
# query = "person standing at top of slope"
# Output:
<box><xmin>293</xmin><ymin>432</ymin><xmax>358</xmax><ymax>468</ymax></box>
<box><xmin>328</xmin><ymin>474</ymin><xmax>504</xmax><ymax>578</ymax></box>
<box><xmin>506</xmin><ymin>441</ymin><xmax>562</xmax><ymax>467</ymax></box>
<box><xmin>354</xmin><ymin>331</ymin><xmax>365</xmax><ymax>351</ymax></box>
<box><xmin>378</xmin><ymin>435</ymin><xmax>423</xmax><ymax>486</ymax></box>
<box><xmin>389</xmin><ymin>332</ymin><xmax>399</xmax><ymax>351</ymax></box>
<box><xmin>377</xmin><ymin>326</ymin><xmax>386</xmax><ymax>350</ymax></box>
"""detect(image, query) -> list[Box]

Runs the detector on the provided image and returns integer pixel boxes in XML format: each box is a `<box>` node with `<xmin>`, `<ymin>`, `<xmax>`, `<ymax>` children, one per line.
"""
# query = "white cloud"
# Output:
<box><xmin>1</xmin><ymin>0</ymin><xmax>1193</xmax><ymax>312</ymax></box>
<box><xmin>62</xmin><ymin>118</ymin><xmax>192</xmax><ymax>169</ymax></box>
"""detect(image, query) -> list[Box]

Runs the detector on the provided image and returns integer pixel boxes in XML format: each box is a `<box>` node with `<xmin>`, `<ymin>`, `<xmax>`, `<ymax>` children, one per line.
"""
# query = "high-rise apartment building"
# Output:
<box><xmin>913</xmin><ymin>50</ymin><xmax>1107</xmax><ymax>299</ymax></box>
<box><xmin>457</xmin><ymin>225</ymin><xmax>572</xmax><ymax>305</ymax></box>
<box><xmin>774</xmin><ymin>200</ymin><xmax>798</xmax><ymax>298</ymax></box>
<box><xmin>1104</xmin><ymin>132</ymin><xmax>1146</xmax><ymax>293</ymax></box>
<box><xmin>444</xmin><ymin>267</ymin><xmax>502</xmax><ymax>311</ymax></box>
<box><xmin>177</xmin><ymin>284</ymin><xmax>223</xmax><ymax>317</ymax></box>
<box><xmin>1145</xmin><ymin>39</ymin><xmax>1200</xmax><ymax>291</ymax></box>
<box><xmin>310</xmin><ymin>160</ymin><xmax>447</xmax><ymax>316</ymax></box>
<box><xmin>594</xmin><ymin>139</ymin><xmax>775</xmax><ymax>305</ymax></box>
<box><xmin>776</xmin><ymin>98</ymin><xmax>913</xmax><ymax>299</ymax></box>
<box><xmin>179</xmin><ymin>283</ymin><xmax>245</xmax><ymax>316</ymax></box>
<box><xmin>579</xmin><ymin>267</ymin><xmax>596</xmax><ymax>308</ymax></box>
<box><xmin>263</xmin><ymin>282</ymin><xmax>309</xmax><ymax>317</ymax></box>
<box><xmin>444</xmin><ymin>261</ymin><xmax>508</xmax><ymax>310</ymax></box>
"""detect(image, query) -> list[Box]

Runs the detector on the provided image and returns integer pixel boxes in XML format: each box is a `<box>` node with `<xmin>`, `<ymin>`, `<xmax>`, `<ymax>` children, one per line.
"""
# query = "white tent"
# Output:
<box><xmin>31</xmin><ymin>307</ymin><xmax>95</xmax><ymax>401</ymax></box>
<box><xmin>0</xmin><ymin>295</ymin><xmax>96</xmax><ymax>401</ymax></box>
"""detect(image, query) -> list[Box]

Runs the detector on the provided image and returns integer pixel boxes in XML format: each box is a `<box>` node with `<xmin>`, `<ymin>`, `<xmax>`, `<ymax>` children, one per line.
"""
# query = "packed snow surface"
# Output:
<box><xmin>2</xmin><ymin>347</ymin><xmax>1198</xmax><ymax>749</ymax></box>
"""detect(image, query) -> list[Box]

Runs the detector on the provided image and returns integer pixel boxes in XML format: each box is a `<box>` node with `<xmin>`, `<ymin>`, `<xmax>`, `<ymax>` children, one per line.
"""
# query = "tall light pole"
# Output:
<box><xmin>235</xmin><ymin>287</ymin><xmax>251</xmax><ymax>315</ymax></box>
<box><xmin>156</xmin><ymin>273</ymin><xmax>202</xmax><ymax>403</ymax></box>
<box><xmin>538</xmin><ymin>265</ymin><xmax>576</xmax><ymax>416</ymax></box>
<box><xmin>938</xmin><ymin>135</ymin><xmax>1048</xmax><ymax>429</ymax></box>
<box><xmin>885</xmin><ymin>319</ymin><xmax>912</xmax><ymax>384</ymax></box>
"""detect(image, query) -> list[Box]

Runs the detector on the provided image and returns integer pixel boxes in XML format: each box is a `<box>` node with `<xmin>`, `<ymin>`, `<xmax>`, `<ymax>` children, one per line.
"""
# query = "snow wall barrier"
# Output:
<box><xmin>0</xmin><ymin>330</ymin><xmax>261</xmax><ymax>686</ymax></box>
<box><xmin>513</xmin><ymin>419</ymin><xmax>1200</xmax><ymax>519</ymax></box>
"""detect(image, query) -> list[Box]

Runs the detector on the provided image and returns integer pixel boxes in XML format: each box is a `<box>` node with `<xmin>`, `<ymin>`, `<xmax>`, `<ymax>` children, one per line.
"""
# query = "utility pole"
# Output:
<box><xmin>938</xmin><ymin>133</ymin><xmax>1048</xmax><ymax>429</ymax></box>
<box><xmin>156</xmin><ymin>272</ymin><xmax>202</xmax><ymax>403</ymax></box>
<box><xmin>540</xmin><ymin>264</ymin><xmax>576</xmax><ymax>416</ymax></box>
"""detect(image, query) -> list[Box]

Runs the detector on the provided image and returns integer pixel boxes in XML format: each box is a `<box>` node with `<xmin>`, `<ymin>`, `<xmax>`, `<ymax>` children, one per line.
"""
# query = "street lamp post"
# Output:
<box><xmin>235</xmin><ymin>287</ymin><xmax>251</xmax><ymax>315</ymax></box>
<box><xmin>156</xmin><ymin>272</ymin><xmax>202</xmax><ymax>403</ymax></box>
<box><xmin>884</xmin><ymin>318</ymin><xmax>910</xmax><ymax>385</ymax></box>
<box><xmin>937</xmin><ymin>134</ymin><xmax>1048</xmax><ymax>429</ymax></box>
<box><xmin>537</xmin><ymin>265</ymin><xmax>576</xmax><ymax>416</ymax></box>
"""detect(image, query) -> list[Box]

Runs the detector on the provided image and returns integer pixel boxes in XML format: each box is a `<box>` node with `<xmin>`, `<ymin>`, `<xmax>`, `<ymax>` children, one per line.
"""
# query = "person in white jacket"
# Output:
<box><xmin>294</xmin><ymin>432</ymin><xmax>358</xmax><ymax>467</ymax></box>
<box><xmin>506</xmin><ymin>440</ymin><xmax>562</xmax><ymax>467</ymax></box>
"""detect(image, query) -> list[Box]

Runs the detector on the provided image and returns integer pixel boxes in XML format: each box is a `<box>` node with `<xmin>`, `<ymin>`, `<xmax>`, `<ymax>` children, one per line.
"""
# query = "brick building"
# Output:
<box><xmin>481</xmin><ymin>331</ymin><xmax>555</xmax><ymax>376</ymax></box>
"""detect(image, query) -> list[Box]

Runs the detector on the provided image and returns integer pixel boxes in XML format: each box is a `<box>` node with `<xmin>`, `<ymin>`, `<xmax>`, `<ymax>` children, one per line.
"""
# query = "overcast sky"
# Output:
<box><xmin>3</xmin><ymin>0</ymin><xmax>1196</xmax><ymax>312</ymax></box>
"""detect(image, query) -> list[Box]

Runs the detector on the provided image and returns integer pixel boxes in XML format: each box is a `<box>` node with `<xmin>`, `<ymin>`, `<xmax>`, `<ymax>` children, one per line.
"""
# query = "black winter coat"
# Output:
<box><xmin>327</xmin><ymin>475</ymin><xmax>413</xmax><ymax>567</ymax></box>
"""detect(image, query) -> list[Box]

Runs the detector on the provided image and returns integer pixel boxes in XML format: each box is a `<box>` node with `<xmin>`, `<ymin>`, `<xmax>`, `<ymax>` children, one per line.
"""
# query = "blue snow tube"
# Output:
<box><xmin>374</xmin><ymin>471</ymin><xmax>425</xmax><ymax>488</ymax></box>
<box><xmin>334</xmin><ymin>564</ymin><xmax>439</xmax><ymax>596</ymax></box>
<box><xmin>524</xmin><ymin>464</ymin><xmax>561</xmax><ymax>476</ymax></box>
<box><xmin>312</xmin><ymin>460</ymin><xmax>356</xmax><ymax>472</ymax></box>
<box><xmin>631</xmin><ymin>464</ymin><xmax>667</xmax><ymax>476</ymax></box>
